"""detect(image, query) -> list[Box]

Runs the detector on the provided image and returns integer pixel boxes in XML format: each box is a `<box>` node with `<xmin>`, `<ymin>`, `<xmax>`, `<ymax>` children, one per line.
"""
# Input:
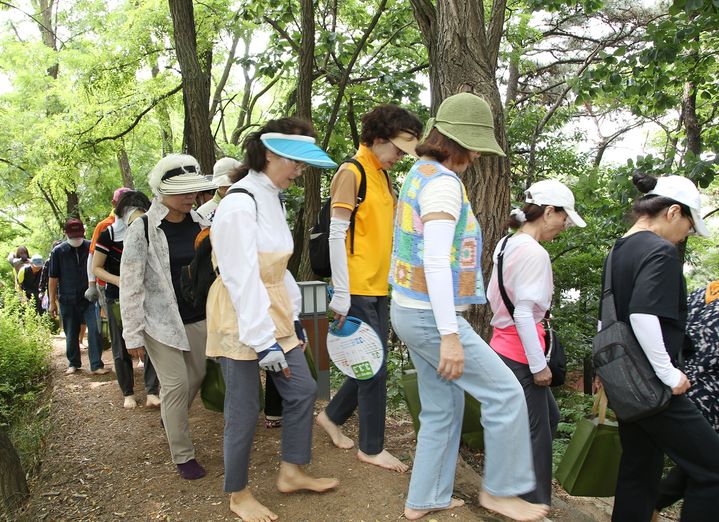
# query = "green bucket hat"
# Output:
<box><xmin>425</xmin><ymin>93</ymin><xmax>506</xmax><ymax>157</ymax></box>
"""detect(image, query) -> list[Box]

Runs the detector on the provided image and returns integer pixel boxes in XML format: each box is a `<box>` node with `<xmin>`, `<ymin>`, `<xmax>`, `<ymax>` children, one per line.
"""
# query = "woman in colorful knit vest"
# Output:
<box><xmin>389</xmin><ymin>93</ymin><xmax>549</xmax><ymax>522</ymax></box>
<box><xmin>316</xmin><ymin>104</ymin><xmax>422</xmax><ymax>473</ymax></box>
<box><xmin>487</xmin><ymin>179</ymin><xmax>586</xmax><ymax>507</ymax></box>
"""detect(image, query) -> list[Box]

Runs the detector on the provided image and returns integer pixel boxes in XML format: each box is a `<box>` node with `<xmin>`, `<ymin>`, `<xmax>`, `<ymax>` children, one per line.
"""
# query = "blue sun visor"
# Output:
<box><xmin>260</xmin><ymin>132</ymin><xmax>338</xmax><ymax>169</ymax></box>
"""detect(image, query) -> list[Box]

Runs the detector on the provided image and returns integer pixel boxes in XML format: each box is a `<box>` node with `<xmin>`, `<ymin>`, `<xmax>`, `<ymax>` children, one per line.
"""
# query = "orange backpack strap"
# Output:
<box><xmin>195</xmin><ymin>228</ymin><xmax>211</xmax><ymax>250</ymax></box>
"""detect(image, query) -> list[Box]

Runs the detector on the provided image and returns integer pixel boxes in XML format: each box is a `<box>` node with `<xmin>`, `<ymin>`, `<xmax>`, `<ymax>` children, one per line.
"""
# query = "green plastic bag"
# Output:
<box><xmin>401</xmin><ymin>369</ymin><xmax>484</xmax><ymax>450</ymax></box>
<box><xmin>201</xmin><ymin>358</ymin><xmax>226</xmax><ymax>413</ymax></box>
<box><xmin>555</xmin><ymin>389</ymin><xmax>622</xmax><ymax>497</ymax></box>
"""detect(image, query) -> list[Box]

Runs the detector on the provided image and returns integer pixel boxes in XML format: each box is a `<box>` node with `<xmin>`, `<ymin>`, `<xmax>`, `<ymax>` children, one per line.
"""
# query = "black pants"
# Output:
<box><xmin>498</xmin><ymin>354</ymin><xmax>559</xmax><ymax>505</ymax></box>
<box><xmin>264</xmin><ymin>373</ymin><xmax>283</xmax><ymax>417</ymax></box>
<box><xmin>612</xmin><ymin>394</ymin><xmax>719</xmax><ymax>522</ymax></box>
<box><xmin>107</xmin><ymin>299</ymin><xmax>159</xmax><ymax>397</ymax></box>
<box><xmin>324</xmin><ymin>295</ymin><xmax>388</xmax><ymax>455</ymax></box>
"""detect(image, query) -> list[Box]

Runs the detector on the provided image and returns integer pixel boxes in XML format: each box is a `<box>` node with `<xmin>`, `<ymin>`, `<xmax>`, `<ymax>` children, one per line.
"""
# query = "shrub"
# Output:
<box><xmin>0</xmin><ymin>287</ymin><xmax>52</xmax><ymax>427</ymax></box>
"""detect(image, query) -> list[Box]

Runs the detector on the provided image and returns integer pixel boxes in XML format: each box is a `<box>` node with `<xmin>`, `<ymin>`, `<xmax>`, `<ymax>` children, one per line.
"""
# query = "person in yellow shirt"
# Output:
<box><xmin>316</xmin><ymin>104</ymin><xmax>422</xmax><ymax>472</ymax></box>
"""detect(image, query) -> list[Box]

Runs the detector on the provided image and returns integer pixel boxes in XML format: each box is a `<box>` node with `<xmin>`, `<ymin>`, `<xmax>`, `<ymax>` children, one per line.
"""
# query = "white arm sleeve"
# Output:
<box><xmin>87</xmin><ymin>253</ymin><xmax>96</xmax><ymax>283</ymax></box>
<box><xmin>424</xmin><ymin>220</ymin><xmax>459</xmax><ymax>335</ymax></box>
<box><xmin>213</xmin><ymin>208</ymin><xmax>276</xmax><ymax>353</ymax></box>
<box><xmin>629</xmin><ymin>313</ymin><xmax>682</xmax><ymax>388</ymax></box>
<box><xmin>328</xmin><ymin>218</ymin><xmax>351</xmax><ymax>316</ymax></box>
<box><xmin>514</xmin><ymin>300</ymin><xmax>548</xmax><ymax>373</ymax></box>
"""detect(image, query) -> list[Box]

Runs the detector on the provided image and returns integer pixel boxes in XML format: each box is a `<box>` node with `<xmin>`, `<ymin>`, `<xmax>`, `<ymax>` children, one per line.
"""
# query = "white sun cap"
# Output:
<box><xmin>647</xmin><ymin>175</ymin><xmax>709</xmax><ymax>237</ymax></box>
<box><xmin>525</xmin><ymin>179</ymin><xmax>586</xmax><ymax>228</ymax></box>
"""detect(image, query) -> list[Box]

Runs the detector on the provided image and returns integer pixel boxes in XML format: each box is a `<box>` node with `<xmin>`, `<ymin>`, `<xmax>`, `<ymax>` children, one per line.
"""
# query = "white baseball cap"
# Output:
<box><xmin>646</xmin><ymin>175</ymin><xmax>709</xmax><ymax>237</ymax></box>
<box><xmin>525</xmin><ymin>179</ymin><xmax>586</xmax><ymax>228</ymax></box>
<box><xmin>212</xmin><ymin>157</ymin><xmax>241</xmax><ymax>187</ymax></box>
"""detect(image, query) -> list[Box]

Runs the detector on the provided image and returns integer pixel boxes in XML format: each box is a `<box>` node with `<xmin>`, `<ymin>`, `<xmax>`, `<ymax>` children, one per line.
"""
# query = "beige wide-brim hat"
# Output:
<box><xmin>426</xmin><ymin>92</ymin><xmax>506</xmax><ymax>157</ymax></box>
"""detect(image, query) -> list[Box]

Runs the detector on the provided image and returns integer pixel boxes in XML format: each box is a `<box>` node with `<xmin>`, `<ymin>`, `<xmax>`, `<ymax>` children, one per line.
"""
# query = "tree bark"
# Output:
<box><xmin>117</xmin><ymin>147</ymin><xmax>134</xmax><ymax>188</ymax></box>
<box><xmin>292</xmin><ymin>0</ymin><xmax>319</xmax><ymax>282</ymax></box>
<box><xmin>410</xmin><ymin>0</ymin><xmax>510</xmax><ymax>339</ymax></box>
<box><xmin>0</xmin><ymin>427</ymin><xmax>28</xmax><ymax>517</ymax></box>
<box><xmin>168</xmin><ymin>0</ymin><xmax>215</xmax><ymax>175</ymax></box>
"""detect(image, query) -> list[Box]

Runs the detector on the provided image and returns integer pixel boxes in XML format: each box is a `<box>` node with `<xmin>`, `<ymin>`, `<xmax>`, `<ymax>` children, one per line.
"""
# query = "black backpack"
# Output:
<box><xmin>141</xmin><ymin>187</ymin><xmax>256</xmax><ymax>310</ymax></box>
<box><xmin>309</xmin><ymin>158</ymin><xmax>367</xmax><ymax>277</ymax></box>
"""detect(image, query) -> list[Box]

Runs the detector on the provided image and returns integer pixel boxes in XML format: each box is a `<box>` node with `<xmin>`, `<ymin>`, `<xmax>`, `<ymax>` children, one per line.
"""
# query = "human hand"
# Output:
<box><xmin>438</xmin><ymin>333</ymin><xmax>464</xmax><ymax>380</ymax></box>
<box><xmin>329</xmin><ymin>291</ymin><xmax>350</xmax><ymax>327</ymax></box>
<box><xmin>84</xmin><ymin>285</ymin><xmax>99</xmax><ymax>302</ymax></box>
<box><xmin>533</xmin><ymin>366</ymin><xmax>552</xmax><ymax>387</ymax></box>
<box><xmin>49</xmin><ymin>301</ymin><xmax>58</xmax><ymax>319</ymax></box>
<box><xmin>258</xmin><ymin>343</ymin><xmax>291</xmax><ymax>378</ymax></box>
<box><xmin>128</xmin><ymin>346</ymin><xmax>146</xmax><ymax>360</ymax></box>
<box><xmin>294</xmin><ymin>320</ymin><xmax>306</xmax><ymax>351</ymax></box>
<box><xmin>672</xmin><ymin>372</ymin><xmax>690</xmax><ymax>395</ymax></box>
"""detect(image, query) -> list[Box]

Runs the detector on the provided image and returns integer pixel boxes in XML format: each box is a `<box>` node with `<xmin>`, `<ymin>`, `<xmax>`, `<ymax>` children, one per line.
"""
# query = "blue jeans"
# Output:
<box><xmin>60</xmin><ymin>300</ymin><xmax>103</xmax><ymax>371</ymax></box>
<box><xmin>391</xmin><ymin>302</ymin><xmax>535</xmax><ymax>509</ymax></box>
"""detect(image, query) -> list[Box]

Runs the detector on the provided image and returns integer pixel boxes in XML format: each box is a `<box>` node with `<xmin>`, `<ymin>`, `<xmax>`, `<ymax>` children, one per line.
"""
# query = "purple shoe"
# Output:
<box><xmin>176</xmin><ymin>459</ymin><xmax>206</xmax><ymax>480</ymax></box>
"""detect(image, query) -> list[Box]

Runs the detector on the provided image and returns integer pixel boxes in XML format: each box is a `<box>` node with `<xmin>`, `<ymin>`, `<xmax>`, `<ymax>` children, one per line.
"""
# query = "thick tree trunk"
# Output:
<box><xmin>117</xmin><ymin>147</ymin><xmax>134</xmax><ymax>189</ymax></box>
<box><xmin>168</xmin><ymin>0</ymin><xmax>215</xmax><ymax>175</ymax></box>
<box><xmin>411</xmin><ymin>0</ymin><xmax>510</xmax><ymax>339</ymax></box>
<box><xmin>292</xmin><ymin>0</ymin><xmax>319</xmax><ymax>282</ymax></box>
<box><xmin>0</xmin><ymin>427</ymin><xmax>28</xmax><ymax>517</ymax></box>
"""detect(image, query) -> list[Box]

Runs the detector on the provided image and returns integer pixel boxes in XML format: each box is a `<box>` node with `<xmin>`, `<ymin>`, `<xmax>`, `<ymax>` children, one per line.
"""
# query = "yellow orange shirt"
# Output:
<box><xmin>329</xmin><ymin>145</ymin><xmax>396</xmax><ymax>296</ymax></box>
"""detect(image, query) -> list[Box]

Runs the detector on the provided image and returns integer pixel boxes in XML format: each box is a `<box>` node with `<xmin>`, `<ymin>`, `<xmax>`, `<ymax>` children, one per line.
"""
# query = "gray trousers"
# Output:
<box><xmin>144</xmin><ymin>320</ymin><xmax>207</xmax><ymax>464</ymax></box>
<box><xmin>220</xmin><ymin>347</ymin><xmax>316</xmax><ymax>493</ymax></box>
<box><xmin>498</xmin><ymin>353</ymin><xmax>560</xmax><ymax>505</ymax></box>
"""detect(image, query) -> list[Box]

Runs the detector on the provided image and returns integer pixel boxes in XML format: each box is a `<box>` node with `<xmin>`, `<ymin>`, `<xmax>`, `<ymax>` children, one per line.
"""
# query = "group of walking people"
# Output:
<box><xmin>13</xmin><ymin>89</ymin><xmax>719</xmax><ymax>522</ymax></box>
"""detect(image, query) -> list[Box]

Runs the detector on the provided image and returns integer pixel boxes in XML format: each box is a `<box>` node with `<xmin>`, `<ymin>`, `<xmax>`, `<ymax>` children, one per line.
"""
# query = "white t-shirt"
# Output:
<box><xmin>487</xmin><ymin>233</ymin><xmax>553</xmax><ymax>328</ymax></box>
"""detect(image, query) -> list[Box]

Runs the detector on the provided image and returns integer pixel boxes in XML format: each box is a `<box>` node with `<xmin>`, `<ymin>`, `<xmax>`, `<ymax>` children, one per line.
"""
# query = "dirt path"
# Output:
<box><xmin>17</xmin><ymin>336</ymin><xmax>638</xmax><ymax>521</ymax></box>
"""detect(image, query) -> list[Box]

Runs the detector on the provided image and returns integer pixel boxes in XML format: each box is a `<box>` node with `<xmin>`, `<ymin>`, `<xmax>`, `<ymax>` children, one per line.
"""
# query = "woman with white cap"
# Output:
<box><xmin>601</xmin><ymin>172</ymin><xmax>719</xmax><ymax>521</ymax></box>
<box><xmin>120</xmin><ymin>153</ymin><xmax>216</xmax><ymax>480</ymax></box>
<box><xmin>317</xmin><ymin>103</ymin><xmax>422</xmax><ymax>472</ymax></box>
<box><xmin>487</xmin><ymin>179</ymin><xmax>586</xmax><ymax>506</ymax></box>
<box><xmin>196</xmin><ymin>156</ymin><xmax>242</xmax><ymax>221</ymax></box>
<box><xmin>206</xmin><ymin>118</ymin><xmax>339</xmax><ymax>521</ymax></box>
<box><xmin>389</xmin><ymin>92</ymin><xmax>548</xmax><ymax>521</ymax></box>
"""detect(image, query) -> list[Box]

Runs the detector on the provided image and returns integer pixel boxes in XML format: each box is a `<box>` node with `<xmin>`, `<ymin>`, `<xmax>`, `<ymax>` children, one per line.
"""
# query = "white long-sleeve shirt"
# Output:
<box><xmin>210</xmin><ymin>170</ymin><xmax>301</xmax><ymax>352</ymax></box>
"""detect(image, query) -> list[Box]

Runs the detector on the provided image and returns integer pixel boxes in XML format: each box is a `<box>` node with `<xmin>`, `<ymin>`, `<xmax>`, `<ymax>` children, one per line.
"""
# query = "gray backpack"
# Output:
<box><xmin>592</xmin><ymin>248</ymin><xmax>672</xmax><ymax>422</ymax></box>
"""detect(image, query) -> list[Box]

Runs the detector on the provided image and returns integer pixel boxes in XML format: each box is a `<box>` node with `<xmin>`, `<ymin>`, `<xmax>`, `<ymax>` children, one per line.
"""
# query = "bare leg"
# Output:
<box><xmin>479</xmin><ymin>490</ymin><xmax>549</xmax><ymax>521</ymax></box>
<box><xmin>79</xmin><ymin>323</ymin><xmax>86</xmax><ymax>347</ymax></box>
<box><xmin>276</xmin><ymin>462</ymin><xmax>339</xmax><ymax>493</ymax></box>
<box><xmin>316</xmin><ymin>411</ymin><xmax>354</xmax><ymax>449</ymax></box>
<box><xmin>357</xmin><ymin>449</ymin><xmax>409</xmax><ymax>473</ymax></box>
<box><xmin>404</xmin><ymin>498</ymin><xmax>465</xmax><ymax>520</ymax></box>
<box><xmin>229</xmin><ymin>489</ymin><xmax>278</xmax><ymax>522</ymax></box>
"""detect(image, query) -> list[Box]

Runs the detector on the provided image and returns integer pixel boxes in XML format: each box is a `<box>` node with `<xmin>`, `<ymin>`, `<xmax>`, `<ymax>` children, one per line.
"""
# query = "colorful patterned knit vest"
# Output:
<box><xmin>389</xmin><ymin>160</ymin><xmax>486</xmax><ymax>305</ymax></box>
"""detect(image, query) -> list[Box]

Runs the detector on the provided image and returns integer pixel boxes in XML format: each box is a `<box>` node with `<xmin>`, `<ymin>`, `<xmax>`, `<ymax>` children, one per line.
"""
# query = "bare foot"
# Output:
<box><xmin>229</xmin><ymin>489</ymin><xmax>278</xmax><ymax>522</ymax></box>
<box><xmin>404</xmin><ymin>498</ymin><xmax>465</xmax><ymax>520</ymax></box>
<box><xmin>276</xmin><ymin>462</ymin><xmax>339</xmax><ymax>493</ymax></box>
<box><xmin>479</xmin><ymin>490</ymin><xmax>549</xmax><ymax>521</ymax></box>
<box><xmin>316</xmin><ymin>411</ymin><xmax>354</xmax><ymax>449</ymax></box>
<box><xmin>357</xmin><ymin>449</ymin><xmax>409</xmax><ymax>473</ymax></box>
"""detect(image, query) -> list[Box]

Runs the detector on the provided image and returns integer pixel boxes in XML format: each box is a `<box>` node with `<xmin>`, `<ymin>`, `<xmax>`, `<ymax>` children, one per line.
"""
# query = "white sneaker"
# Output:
<box><xmin>64</xmin><ymin>366</ymin><xmax>78</xmax><ymax>375</ymax></box>
<box><xmin>137</xmin><ymin>359</ymin><xmax>144</xmax><ymax>368</ymax></box>
<box><xmin>145</xmin><ymin>394</ymin><xmax>161</xmax><ymax>408</ymax></box>
<box><xmin>124</xmin><ymin>396</ymin><xmax>137</xmax><ymax>409</ymax></box>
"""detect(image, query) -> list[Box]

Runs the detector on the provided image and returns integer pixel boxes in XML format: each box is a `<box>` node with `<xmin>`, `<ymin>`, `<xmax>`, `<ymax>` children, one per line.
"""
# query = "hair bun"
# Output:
<box><xmin>632</xmin><ymin>172</ymin><xmax>658</xmax><ymax>194</ymax></box>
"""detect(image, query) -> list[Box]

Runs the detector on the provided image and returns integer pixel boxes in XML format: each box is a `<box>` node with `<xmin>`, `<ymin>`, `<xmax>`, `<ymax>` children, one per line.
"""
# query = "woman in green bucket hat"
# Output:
<box><xmin>389</xmin><ymin>93</ymin><xmax>549</xmax><ymax>521</ymax></box>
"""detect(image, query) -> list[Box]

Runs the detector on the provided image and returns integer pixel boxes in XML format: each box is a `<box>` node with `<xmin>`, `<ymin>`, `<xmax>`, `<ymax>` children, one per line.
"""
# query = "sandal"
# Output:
<box><xmin>265</xmin><ymin>417</ymin><xmax>282</xmax><ymax>429</ymax></box>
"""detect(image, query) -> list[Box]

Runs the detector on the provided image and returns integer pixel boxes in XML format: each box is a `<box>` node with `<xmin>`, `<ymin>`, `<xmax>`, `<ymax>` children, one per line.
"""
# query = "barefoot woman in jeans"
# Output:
<box><xmin>389</xmin><ymin>93</ymin><xmax>548</xmax><ymax>522</ymax></box>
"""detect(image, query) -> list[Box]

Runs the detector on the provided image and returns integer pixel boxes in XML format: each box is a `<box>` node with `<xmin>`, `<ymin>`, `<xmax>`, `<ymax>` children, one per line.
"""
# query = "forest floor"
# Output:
<box><xmin>15</xmin><ymin>336</ymin><xmax>676</xmax><ymax>521</ymax></box>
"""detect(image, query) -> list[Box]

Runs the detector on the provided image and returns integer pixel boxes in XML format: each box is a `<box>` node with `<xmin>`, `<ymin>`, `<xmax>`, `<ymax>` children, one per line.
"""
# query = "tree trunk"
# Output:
<box><xmin>0</xmin><ymin>427</ymin><xmax>28</xmax><ymax>517</ymax></box>
<box><xmin>117</xmin><ymin>147</ymin><xmax>134</xmax><ymax>188</ymax></box>
<box><xmin>151</xmin><ymin>63</ymin><xmax>174</xmax><ymax>155</ymax></box>
<box><xmin>292</xmin><ymin>0</ymin><xmax>319</xmax><ymax>282</ymax></box>
<box><xmin>168</xmin><ymin>0</ymin><xmax>215</xmax><ymax>175</ymax></box>
<box><xmin>411</xmin><ymin>0</ymin><xmax>510</xmax><ymax>339</ymax></box>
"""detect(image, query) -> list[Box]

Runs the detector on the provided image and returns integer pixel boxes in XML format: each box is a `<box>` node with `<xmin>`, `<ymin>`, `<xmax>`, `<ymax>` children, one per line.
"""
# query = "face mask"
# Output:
<box><xmin>67</xmin><ymin>238</ymin><xmax>84</xmax><ymax>248</ymax></box>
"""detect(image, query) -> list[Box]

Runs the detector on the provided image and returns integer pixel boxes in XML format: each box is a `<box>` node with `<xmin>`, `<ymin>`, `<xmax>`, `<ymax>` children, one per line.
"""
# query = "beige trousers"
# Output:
<box><xmin>144</xmin><ymin>320</ymin><xmax>207</xmax><ymax>464</ymax></box>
